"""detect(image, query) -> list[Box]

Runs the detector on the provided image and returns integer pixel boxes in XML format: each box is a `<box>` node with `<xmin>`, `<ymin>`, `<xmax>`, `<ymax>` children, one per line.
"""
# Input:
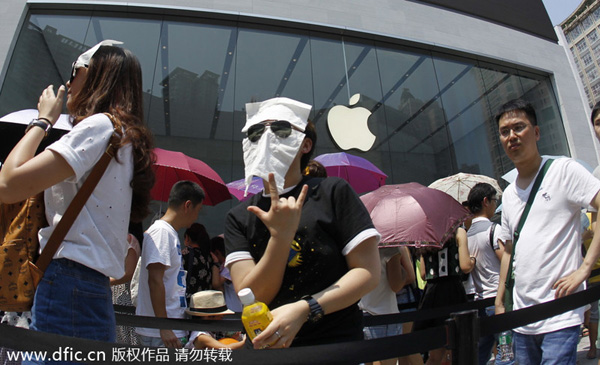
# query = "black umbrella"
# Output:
<box><xmin>0</xmin><ymin>109</ymin><xmax>71</xmax><ymax>163</ymax></box>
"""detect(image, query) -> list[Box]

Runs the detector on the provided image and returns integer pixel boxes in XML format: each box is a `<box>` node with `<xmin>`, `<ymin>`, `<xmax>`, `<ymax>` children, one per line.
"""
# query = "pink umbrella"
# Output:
<box><xmin>226</xmin><ymin>177</ymin><xmax>264</xmax><ymax>201</ymax></box>
<box><xmin>313</xmin><ymin>152</ymin><xmax>387</xmax><ymax>194</ymax></box>
<box><xmin>360</xmin><ymin>183</ymin><xmax>469</xmax><ymax>248</ymax></box>
<box><xmin>151</xmin><ymin>148</ymin><xmax>231</xmax><ymax>206</ymax></box>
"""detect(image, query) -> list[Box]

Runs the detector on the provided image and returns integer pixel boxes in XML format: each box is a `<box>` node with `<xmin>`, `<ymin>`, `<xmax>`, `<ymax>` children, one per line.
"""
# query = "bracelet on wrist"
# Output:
<box><xmin>37</xmin><ymin>117</ymin><xmax>52</xmax><ymax>126</ymax></box>
<box><xmin>24</xmin><ymin>118</ymin><xmax>52</xmax><ymax>138</ymax></box>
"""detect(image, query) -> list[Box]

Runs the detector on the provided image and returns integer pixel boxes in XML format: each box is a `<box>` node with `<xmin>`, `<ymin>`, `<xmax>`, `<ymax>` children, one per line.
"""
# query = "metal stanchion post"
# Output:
<box><xmin>447</xmin><ymin>309</ymin><xmax>478</xmax><ymax>365</ymax></box>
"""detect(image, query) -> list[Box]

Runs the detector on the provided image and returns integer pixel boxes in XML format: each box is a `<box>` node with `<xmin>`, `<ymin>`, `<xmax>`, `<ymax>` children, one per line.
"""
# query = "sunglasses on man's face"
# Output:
<box><xmin>247</xmin><ymin>120</ymin><xmax>297</xmax><ymax>142</ymax></box>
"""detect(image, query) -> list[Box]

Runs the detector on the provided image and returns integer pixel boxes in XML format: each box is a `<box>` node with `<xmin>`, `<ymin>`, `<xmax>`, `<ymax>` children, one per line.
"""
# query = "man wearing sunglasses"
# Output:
<box><xmin>224</xmin><ymin>97</ymin><xmax>381</xmax><ymax>350</ymax></box>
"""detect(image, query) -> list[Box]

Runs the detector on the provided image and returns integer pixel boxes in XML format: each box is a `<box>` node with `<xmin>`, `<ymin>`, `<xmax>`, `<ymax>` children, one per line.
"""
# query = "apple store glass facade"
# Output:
<box><xmin>0</xmin><ymin>9</ymin><xmax>569</xmax><ymax>234</ymax></box>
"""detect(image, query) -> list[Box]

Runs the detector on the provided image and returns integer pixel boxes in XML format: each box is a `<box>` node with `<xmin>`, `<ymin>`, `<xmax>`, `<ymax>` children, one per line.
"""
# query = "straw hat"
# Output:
<box><xmin>185</xmin><ymin>290</ymin><xmax>235</xmax><ymax>317</ymax></box>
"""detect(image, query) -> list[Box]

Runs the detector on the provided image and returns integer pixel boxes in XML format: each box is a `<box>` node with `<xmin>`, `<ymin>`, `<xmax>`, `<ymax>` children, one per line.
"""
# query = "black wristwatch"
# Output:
<box><xmin>25</xmin><ymin>118</ymin><xmax>52</xmax><ymax>138</ymax></box>
<box><xmin>302</xmin><ymin>295</ymin><xmax>324</xmax><ymax>323</ymax></box>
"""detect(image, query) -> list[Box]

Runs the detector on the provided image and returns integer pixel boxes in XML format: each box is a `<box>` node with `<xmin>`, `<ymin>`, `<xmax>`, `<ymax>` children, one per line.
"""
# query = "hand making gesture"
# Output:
<box><xmin>247</xmin><ymin>173</ymin><xmax>308</xmax><ymax>244</ymax></box>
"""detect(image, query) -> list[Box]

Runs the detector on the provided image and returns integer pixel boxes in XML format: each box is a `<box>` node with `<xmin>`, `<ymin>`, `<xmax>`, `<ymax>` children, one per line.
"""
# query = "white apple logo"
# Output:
<box><xmin>327</xmin><ymin>93</ymin><xmax>376</xmax><ymax>151</ymax></box>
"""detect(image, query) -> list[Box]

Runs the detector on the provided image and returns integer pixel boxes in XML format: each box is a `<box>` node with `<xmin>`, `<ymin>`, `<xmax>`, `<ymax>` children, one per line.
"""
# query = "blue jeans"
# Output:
<box><xmin>30</xmin><ymin>258</ymin><xmax>115</xmax><ymax>341</ymax></box>
<box><xmin>478</xmin><ymin>305</ymin><xmax>515</xmax><ymax>365</ymax></box>
<box><xmin>513</xmin><ymin>325</ymin><xmax>579</xmax><ymax>365</ymax></box>
<box><xmin>138</xmin><ymin>335</ymin><xmax>188</xmax><ymax>347</ymax></box>
<box><xmin>362</xmin><ymin>312</ymin><xmax>403</xmax><ymax>339</ymax></box>
<box><xmin>478</xmin><ymin>306</ymin><xmax>496</xmax><ymax>365</ymax></box>
<box><xmin>139</xmin><ymin>335</ymin><xmax>165</xmax><ymax>347</ymax></box>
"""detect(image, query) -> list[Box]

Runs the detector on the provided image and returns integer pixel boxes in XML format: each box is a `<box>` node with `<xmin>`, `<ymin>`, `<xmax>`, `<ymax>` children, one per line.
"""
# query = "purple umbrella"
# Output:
<box><xmin>226</xmin><ymin>177</ymin><xmax>264</xmax><ymax>201</ymax></box>
<box><xmin>314</xmin><ymin>152</ymin><xmax>387</xmax><ymax>194</ymax></box>
<box><xmin>360</xmin><ymin>182</ymin><xmax>469</xmax><ymax>248</ymax></box>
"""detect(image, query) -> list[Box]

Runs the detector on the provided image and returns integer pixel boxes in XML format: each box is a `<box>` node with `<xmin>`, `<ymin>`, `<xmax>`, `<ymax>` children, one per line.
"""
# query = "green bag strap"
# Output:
<box><xmin>505</xmin><ymin>158</ymin><xmax>554</xmax><ymax>286</ymax></box>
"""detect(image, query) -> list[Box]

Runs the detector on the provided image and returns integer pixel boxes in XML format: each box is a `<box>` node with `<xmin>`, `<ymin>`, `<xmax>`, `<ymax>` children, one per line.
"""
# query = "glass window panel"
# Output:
<box><xmin>375</xmin><ymin>44</ymin><xmax>447</xmax><ymax>184</ymax></box>
<box><xmin>593</xmin><ymin>83</ymin><xmax>600</xmax><ymax>97</ymax></box>
<box><xmin>147</xmin><ymin>19</ymin><xmax>236</xmax><ymax>142</ymax></box>
<box><xmin>432</xmin><ymin>56</ymin><xmax>495</xmax><ymax>178</ymax></box>
<box><xmin>80</xmin><ymin>14</ymin><xmax>162</xmax><ymax>121</ymax></box>
<box><xmin>594</xmin><ymin>45</ymin><xmax>600</xmax><ymax>59</ymax></box>
<box><xmin>330</xmin><ymin>38</ymin><xmax>390</xmax><ymax>178</ymax></box>
<box><xmin>588</xmin><ymin>68</ymin><xmax>599</xmax><ymax>82</ymax></box>
<box><xmin>234</xmin><ymin>26</ymin><xmax>313</xmax><ymax>109</ymax></box>
<box><xmin>477</xmin><ymin>62</ymin><xmax>526</xmax><ymax>176</ymax></box>
<box><xmin>588</xmin><ymin>29</ymin><xmax>598</xmax><ymax>44</ymax></box>
<box><xmin>309</xmin><ymin>34</ymin><xmax>351</xmax><ymax>153</ymax></box>
<box><xmin>0</xmin><ymin>12</ymin><xmax>91</xmax><ymax>116</ymax></box>
<box><xmin>517</xmin><ymin>72</ymin><xmax>569</xmax><ymax>157</ymax></box>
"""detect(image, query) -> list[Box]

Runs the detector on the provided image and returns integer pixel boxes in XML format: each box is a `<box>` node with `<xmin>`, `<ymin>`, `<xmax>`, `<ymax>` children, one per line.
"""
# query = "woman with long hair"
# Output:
<box><xmin>0</xmin><ymin>40</ymin><xmax>155</xmax><ymax>342</ymax></box>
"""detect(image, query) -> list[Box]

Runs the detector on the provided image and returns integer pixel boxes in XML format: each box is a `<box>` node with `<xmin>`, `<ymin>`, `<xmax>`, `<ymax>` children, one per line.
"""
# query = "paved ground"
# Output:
<box><xmin>578</xmin><ymin>333</ymin><xmax>598</xmax><ymax>365</ymax></box>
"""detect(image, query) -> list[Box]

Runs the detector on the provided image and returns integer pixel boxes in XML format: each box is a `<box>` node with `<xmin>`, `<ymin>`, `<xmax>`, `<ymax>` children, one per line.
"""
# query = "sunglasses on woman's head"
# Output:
<box><xmin>247</xmin><ymin>120</ymin><xmax>298</xmax><ymax>142</ymax></box>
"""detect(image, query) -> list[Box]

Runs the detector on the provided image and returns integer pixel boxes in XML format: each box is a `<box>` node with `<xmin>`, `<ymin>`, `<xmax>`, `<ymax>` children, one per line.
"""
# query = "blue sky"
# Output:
<box><xmin>542</xmin><ymin>0</ymin><xmax>581</xmax><ymax>25</ymax></box>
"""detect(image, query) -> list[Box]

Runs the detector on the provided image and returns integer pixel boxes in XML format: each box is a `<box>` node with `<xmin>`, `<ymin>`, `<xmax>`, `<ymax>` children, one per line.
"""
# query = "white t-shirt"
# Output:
<box><xmin>467</xmin><ymin>217</ymin><xmax>501</xmax><ymax>300</ymax></box>
<box><xmin>40</xmin><ymin>113</ymin><xmax>133</xmax><ymax>279</ymax></box>
<box><xmin>135</xmin><ymin>220</ymin><xmax>187</xmax><ymax>338</ymax></box>
<box><xmin>588</xmin><ymin>166</ymin><xmax>600</xmax><ymax>213</ymax></box>
<box><xmin>500</xmin><ymin>157</ymin><xmax>600</xmax><ymax>335</ymax></box>
<box><xmin>359</xmin><ymin>247</ymin><xmax>402</xmax><ymax>316</ymax></box>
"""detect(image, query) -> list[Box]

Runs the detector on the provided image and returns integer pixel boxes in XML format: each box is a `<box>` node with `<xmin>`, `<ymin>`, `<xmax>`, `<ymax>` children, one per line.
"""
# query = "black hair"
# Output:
<box><xmin>128</xmin><ymin>221</ymin><xmax>144</xmax><ymax>248</ymax></box>
<box><xmin>304</xmin><ymin>159</ymin><xmax>327</xmax><ymax>177</ymax></box>
<box><xmin>210</xmin><ymin>235</ymin><xmax>225</xmax><ymax>255</ymax></box>
<box><xmin>494</xmin><ymin>98</ymin><xmax>537</xmax><ymax>126</ymax></box>
<box><xmin>185</xmin><ymin>223</ymin><xmax>210</xmax><ymax>256</ymax></box>
<box><xmin>300</xmin><ymin>121</ymin><xmax>317</xmax><ymax>171</ymax></box>
<box><xmin>185</xmin><ymin>223</ymin><xmax>209</xmax><ymax>244</ymax></box>
<box><xmin>592</xmin><ymin>101</ymin><xmax>600</xmax><ymax>126</ymax></box>
<box><xmin>467</xmin><ymin>183</ymin><xmax>497</xmax><ymax>215</ymax></box>
<box><xmin>168</xmin><ymin>180</ymin><xmax>205</xmax><ymax>208</ymax></box>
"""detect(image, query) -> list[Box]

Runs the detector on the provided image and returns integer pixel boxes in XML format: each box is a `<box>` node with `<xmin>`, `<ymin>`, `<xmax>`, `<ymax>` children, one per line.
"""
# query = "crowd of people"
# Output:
<box><xmin>2</xmin><ymin>40</ymin><xmax>600</xmax><ymax>365</ymax></box>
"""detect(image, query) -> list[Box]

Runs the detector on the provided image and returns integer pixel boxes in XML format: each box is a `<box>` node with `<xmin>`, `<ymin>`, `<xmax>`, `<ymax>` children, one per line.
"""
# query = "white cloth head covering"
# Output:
<box><xmin>241</xmin><ymin>97</ymin><xmax>313</xmax><ymax>196</ymax></box>
<box><xmin>73</xmin><ymin>40</ymin><xmax>124</xmax><ymax>69</ymax></box>
<box><xmin>242</xmin><ymin>97</ymin><xmax>311</xmax><ymax>133</ymax></box>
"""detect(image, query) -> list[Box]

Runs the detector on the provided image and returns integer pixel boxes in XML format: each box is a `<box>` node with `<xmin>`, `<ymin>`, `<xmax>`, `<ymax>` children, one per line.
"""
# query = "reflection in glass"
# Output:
<box><xmin>0</xmin><ymin>10</ymin><xmax>571</xmax><ymax>234</ymax></box>
<box><xmin>0</xmin><ymin>15</ymin><xmax>90</xmax><ymax>116</ymax></box>
<box><xmin>432</xmin><ymin>56</ymin><xmax>494</xmax><ymax>179</ymax></box>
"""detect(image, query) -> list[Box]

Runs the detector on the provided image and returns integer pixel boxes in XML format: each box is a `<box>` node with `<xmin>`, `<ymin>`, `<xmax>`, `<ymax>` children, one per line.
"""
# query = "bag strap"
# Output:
<box><xmin>35</xmin><ymin>113</ymin><xmax>121</xmax><ymax>272</ymax></box>
<box><xmin>489</xmin><ymin>223</ymin><xmax>497</xmax><ymax>251</ymax></box>
<box><xmin>505</xmin><ymin>158</ymin><xmax>554</xmax><ymax>286</ymax></box>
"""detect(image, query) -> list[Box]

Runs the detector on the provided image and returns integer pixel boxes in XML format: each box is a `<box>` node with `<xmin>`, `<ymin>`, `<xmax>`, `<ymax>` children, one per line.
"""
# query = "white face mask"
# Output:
<box><xmin>242</xmin><ymin>128</ymin><xmax>305</xmax><ymax>196</ymax></box>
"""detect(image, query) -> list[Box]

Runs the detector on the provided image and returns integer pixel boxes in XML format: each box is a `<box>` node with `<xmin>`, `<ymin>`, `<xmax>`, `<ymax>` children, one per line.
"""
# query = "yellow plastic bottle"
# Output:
<box><xmin>238</xmin><ymin>288</ymin><xmax>273</xmax><ymax>342</ymax></box>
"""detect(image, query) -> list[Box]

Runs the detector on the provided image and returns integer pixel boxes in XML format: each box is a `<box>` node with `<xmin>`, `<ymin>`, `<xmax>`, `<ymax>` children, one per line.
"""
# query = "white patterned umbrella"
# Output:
<box><xmin>428</xmin><ymin>172</ymin><xmax>502</xmax><ymax>203</ymax></box>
